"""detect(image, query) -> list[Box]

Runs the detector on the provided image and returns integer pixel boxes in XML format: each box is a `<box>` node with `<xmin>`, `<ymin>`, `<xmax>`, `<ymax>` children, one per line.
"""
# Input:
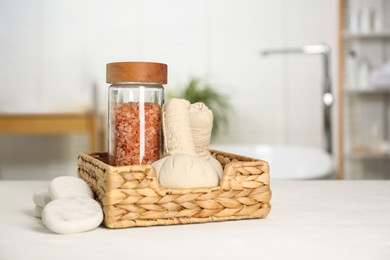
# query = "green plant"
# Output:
<box><xmin>168</xmin><ymin>78</ymin><xmax>232</xmax><ymax>137</ymax></box>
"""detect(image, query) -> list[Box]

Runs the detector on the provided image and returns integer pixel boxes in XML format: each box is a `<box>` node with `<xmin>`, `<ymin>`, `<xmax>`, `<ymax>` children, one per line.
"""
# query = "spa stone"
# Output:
<box><xmin>34</xmin><ymin>206</ymin><xmax>43</xmax><ymax>218</ymax></box>
<box><xmin>33</xmin><ymin>189</ymin><xmax>51</xmax><ymax>207</ymax></box>
<box><xmin>42</xmin><ymin>196</ymin><xmax>103</xmax><ymax>234</ymax></box>
<box><xmin>49</xmin><ymin>176</ymin><xmax>93</xmax><ymax>200</ymax></box>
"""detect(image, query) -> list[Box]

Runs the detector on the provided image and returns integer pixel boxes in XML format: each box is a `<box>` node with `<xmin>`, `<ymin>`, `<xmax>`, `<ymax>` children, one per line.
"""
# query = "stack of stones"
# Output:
<box><xmin>32</xmin><ymin>176</ymin><xmax>103</xmax><ymax>234</ymax></box>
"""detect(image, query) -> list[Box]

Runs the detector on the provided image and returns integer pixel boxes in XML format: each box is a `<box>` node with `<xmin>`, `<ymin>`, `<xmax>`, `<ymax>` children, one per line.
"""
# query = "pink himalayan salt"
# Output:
<box><xmin>110</xmin><ymin>102</ymin><xmax>161</xmax><ymax>166</ymax></box>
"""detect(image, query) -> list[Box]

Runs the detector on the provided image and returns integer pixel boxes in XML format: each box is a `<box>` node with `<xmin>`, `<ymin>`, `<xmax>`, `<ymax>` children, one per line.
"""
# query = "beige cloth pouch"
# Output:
<box><xmin>153</xmin><ymin>98</ymin><xmax>219</xmax><ymax>188</ymax></box>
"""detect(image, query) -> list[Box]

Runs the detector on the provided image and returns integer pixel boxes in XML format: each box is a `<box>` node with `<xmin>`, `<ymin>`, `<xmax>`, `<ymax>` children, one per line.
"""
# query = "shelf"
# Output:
<box><xmin>338</xmin><ymin>0</ymin><xmax>390</xmax><ymax>179</ymax></box>
<box><xmin>345</xmin><ymin>88</ymin><xmax>390</xmax><ymax>94</ymax></box>
<box><xmin>0</xmin><ymin>113</ymin><xmax>103</xmax><ymax>151</ymax></box>
<box><xmin>346</xmin><ymin>152</ymin><xmax>390</xmax><ymax>160</ymax></box>
<box><xmin>343</xmin><ymin>31</ymin><xmax>390</xmax><ymax>39</ymax></box>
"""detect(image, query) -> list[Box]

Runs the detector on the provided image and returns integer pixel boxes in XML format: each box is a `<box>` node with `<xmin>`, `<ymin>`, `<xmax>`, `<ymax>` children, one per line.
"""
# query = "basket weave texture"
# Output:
<box><xmin>77</xmin><ymin>150</ymin><xmax>271</xmax><ymax>228</ymax></box>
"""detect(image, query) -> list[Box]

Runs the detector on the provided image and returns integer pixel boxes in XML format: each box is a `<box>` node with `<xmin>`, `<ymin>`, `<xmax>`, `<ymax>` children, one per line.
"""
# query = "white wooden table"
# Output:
<box><xmin>0</xmin><ymin>180</ymin><xmax>389</xmax><ymax>260</ymax></box>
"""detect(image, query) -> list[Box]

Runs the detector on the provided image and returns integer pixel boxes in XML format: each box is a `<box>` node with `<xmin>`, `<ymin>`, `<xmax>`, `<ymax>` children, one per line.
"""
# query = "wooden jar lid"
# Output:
<box><xmin>106</xmin><ymin>62</ymin><xmax>167</xmax><ymax>84</ymax></box>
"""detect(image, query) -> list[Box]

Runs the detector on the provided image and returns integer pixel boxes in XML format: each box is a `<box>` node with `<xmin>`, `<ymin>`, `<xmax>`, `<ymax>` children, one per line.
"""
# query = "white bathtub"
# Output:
<box><xmin>211</xmin><ymin>144</ymin><xmax>334</xmax><ymax>180</ymax></box>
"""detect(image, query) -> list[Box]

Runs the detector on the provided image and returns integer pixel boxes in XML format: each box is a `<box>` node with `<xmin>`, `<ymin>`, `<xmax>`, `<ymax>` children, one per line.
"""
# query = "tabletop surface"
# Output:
<box><xmin>0</xmin><ymin>180</ymin><xmax>389</xmax><ymax>260</ymax></box>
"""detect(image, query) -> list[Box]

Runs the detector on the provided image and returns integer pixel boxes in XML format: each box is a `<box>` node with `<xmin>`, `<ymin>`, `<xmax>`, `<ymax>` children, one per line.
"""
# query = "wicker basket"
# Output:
<box><xmin>77</xmin><ymin>150</ymin><xmax>271</xmax><ymax>228</ymax></box>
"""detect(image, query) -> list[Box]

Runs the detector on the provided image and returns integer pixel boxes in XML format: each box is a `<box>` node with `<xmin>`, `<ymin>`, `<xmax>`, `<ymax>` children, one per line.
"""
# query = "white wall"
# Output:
<box><xmin>0</xmin><ymin>0</ymin><xmax>338</xmax><ymax>179</ymax></box>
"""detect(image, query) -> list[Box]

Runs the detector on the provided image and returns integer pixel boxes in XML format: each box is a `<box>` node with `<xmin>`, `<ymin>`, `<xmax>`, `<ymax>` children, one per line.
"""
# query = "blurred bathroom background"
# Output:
<box><xmin>0</xmin><ymin>0</ymin><xmax>389</xmax><ymax>180</ymax></box>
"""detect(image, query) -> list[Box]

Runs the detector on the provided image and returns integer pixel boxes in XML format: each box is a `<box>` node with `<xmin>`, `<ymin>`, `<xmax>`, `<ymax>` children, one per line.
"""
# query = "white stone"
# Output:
<box><xmin>33</xmin><ymin>189</ymin><xmax>52</xmax><ymax>207</ymax></box>
<box><xmin>34</xmin><ymin>206</ymin><xmax>43</xmax><ymax>218</ymax></box>
<box><xmin>42</xmin><ymin>196</ymin><xmax>103</xmax><ymax>234</ymax></box>
<box><xmin>49</xmin><ymin>176</ymin><xmax>93</xmax><ymax>200</ymax></box>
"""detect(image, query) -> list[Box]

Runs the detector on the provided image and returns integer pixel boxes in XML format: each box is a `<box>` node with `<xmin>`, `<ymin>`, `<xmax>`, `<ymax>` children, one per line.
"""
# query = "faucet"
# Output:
<box><xmin>260</xmin><ymin>44</ymin><xmax>333</xmax><ymax>155</ymax></box>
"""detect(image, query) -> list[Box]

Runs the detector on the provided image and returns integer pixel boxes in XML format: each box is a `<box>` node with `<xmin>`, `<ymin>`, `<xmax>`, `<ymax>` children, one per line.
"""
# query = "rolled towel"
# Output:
<box><xmin>189</xmin><ymin>102</ymin><xmax>223</xmax><ymax>179</ymax></box>
<box><xmin>163</xmin><ymin>98</ymin><xmax>196</xmax><ymax>156</ymax></box>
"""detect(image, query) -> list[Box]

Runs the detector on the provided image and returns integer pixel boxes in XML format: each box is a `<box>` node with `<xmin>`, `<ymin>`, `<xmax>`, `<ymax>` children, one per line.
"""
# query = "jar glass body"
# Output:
<box><xmin>108</xmin><ymin>82</ymin><xmax>164</xmax><ymax>166</ymax></box>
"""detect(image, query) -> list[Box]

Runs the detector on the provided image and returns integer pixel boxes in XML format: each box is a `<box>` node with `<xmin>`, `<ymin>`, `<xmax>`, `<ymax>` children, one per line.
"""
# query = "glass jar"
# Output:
<box><xmin>106</xmin><ymin>62</ymin><xmax>167</xmax><ymax>166</ymax></box>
